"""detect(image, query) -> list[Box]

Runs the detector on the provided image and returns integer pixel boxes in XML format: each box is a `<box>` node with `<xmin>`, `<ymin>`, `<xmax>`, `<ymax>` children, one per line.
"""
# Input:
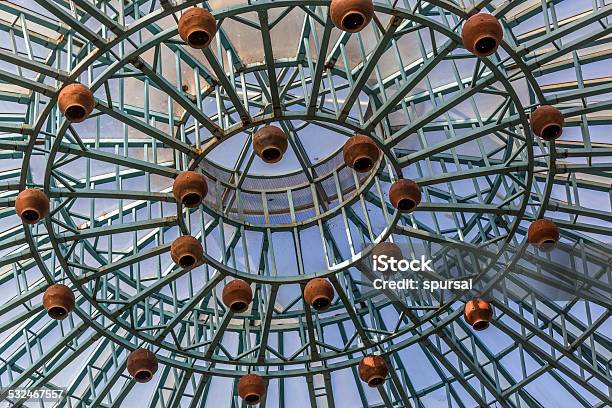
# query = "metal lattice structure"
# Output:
<box><xmin>0</xmin><ymin>0</ymin><xmax>610</xmax><ymax>406</ymax></box>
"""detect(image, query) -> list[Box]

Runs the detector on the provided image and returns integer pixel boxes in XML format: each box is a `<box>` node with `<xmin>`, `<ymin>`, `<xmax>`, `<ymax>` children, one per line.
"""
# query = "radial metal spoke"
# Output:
<box><xmin>202</xmin><ymin>48</ymin><xmax>251</xmax><ymax>123</ymax></box>
<box><xmin>386</xmin><ymin>74</ymin><xmax>499</xmax><ymax>147</ymax></box>
<box><xmin>337</xmin><ymin>16</ymin><xmax>403</xmax><ymax>121</ymax></box>
<box><xmin>364</xmin><ymin>41</ymin><xmax>456</xmax><ymax>132</ymax></box>
<box><xmin>96</xmin><ymin>100</ymin><xmax>197</xmax><ymax>157</ymax></box>
<box><xmin>398</xmin><ymin>121</ymin><xmax>523</xmax><ymax>168</ymax></box>
<box><xmin>130</xmin><ymin>58</ymin><xmax>224</xmax><ymax>137</ymax></box>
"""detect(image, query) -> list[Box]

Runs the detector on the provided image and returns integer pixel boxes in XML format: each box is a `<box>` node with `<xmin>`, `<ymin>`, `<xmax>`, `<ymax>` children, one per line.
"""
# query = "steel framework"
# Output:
<box><xmin>0</xmin><ymin>0</ymin><xmax>610</xmax><ymax>407</ymax></box>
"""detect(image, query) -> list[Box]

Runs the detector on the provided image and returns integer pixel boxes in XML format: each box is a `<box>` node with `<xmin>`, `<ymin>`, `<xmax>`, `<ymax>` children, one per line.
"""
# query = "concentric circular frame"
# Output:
<box><xmin>0</xmin><ymin>0</ymin><xmax>610</xmax><ymax>407</ymax></box>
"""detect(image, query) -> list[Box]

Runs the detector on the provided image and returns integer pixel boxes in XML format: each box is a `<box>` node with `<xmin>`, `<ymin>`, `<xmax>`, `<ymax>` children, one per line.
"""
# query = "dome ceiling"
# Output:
<box><xmin>0</xmin><ymin>0</ymin><xmax>609</xmax><ymax>407</ymax></box>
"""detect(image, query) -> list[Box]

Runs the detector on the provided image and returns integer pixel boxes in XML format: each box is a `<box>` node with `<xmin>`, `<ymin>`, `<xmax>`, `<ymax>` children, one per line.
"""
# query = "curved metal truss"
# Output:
<box><xmin>0</xmin><ymin>0</ymin><xmax>610</xmax><ymax>407</ymax></box>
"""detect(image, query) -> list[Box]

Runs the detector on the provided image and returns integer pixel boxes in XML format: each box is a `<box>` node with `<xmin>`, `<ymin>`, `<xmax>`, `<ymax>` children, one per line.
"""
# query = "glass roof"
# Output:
<box><xmin>0</xmin><ymin>0</ymin><xmax>610</xmax><ymax>407</ymax></box>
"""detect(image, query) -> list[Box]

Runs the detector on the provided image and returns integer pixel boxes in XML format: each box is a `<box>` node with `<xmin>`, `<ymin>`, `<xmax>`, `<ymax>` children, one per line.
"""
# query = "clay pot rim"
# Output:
<box><xmin>311</xmin><ymin>295</ymin><xmax>332</xmax><ymax>311</ymax></box>
<box><xmin>223</xmin><ymin>280</ymin><xmax>252</xmax><ymax>312</ymax></box>
<box><xmin>343</xmin><ymin>136</ymin><xmax>380</xmax><ymax>172</ymax></box>
<box><xmin>127</xmin><ymin>349</ymin><xmax>158</xmax><ymax>382</ymax></box>
<box><xmin>340</xmin><ymin>10</ymin><xmax>367</xmax><ymax>32</ymax></box>
<box><xmin>253</xmin><ymin>126</ymin><xmax>288</xmax><ymax>163</ymax></box>
<box><xmin>390</xmin><ymin>179</ymin><xmax>421</xmax><ymax>213</ymax></box>
<box><xmin>48</xmin><ymin>305</ymin><xmax>70</xmax><ymax>319</ymax></box>
<box><xmin>366</xmin><ymin>375</ymin><xmax>385</xmax><ymax>387</ymax></box>
<box><xmin>533</xmin><ymin>238</ymin><xmax>558</xmax><ymax>252</ymax></box>
<box><xmin>471</xmin><ymin>319</ymin><xmax>490</xmax><ymax>331</ymax></box>
<box><xmin>539</xmin><ymin>123</ymin><xmax>563</xmax><ymax>141</ymax></box>
<box><xmin>244</xmin><ymin>393</ymin><xmax>261</xmax><ymax>404</ymax></box>
<box><xmin>229</xmin><ymin>300</ymin><xmax>249</xmax><ymax>313</ymax></box>
<box><xmin>180</xmin><ymin>191</ymin><xmax>204</xmax><ymax>208</ymax></box>
<box><xmin>173</xmin><ymin>171</ymin><xmax>207</xmax><ymax>208</ymax></box>
<box><xmin>16</xmin><ymin>188</ymin><xmax>50</xmax><ymax>223</ymax></box>
<box><xmin>21</xmin><ymin>208</ymin><xmax>43</xmax><ymax>223</ymax></box>
<box><xmin>186</xmin><ymin>29</ymin><xmax>212</xmax><ymax>48</ymax></box>
<box><xmin>396</xmin><ymin>197</ymin><xmax>416</xmax><ymax>212</ymax></box>
<box><xmin>536</xmin><ymin>237</ymin><xmax>557</xmax><ymax>245</ymax></box>
<box><xmin>528</xmin><ymin>219</ymin><xmax>559</xmax><ymax>248</ymax></box>
<box><xmin>64</xmin><ymin>105</ymin><xmax>88</xmax><ymax>122</ymax></box>
<box><xmin>171</xmin><ymin>236</ymin><xmax>203</xmax><ymax>268</ymax></box>
<box><xmin>59</xmin><ymin>83</ymin><xmax>94</xmax><ymax>122</ymax></box>
<box><xmin>133</xmin><ymin>368</ymin><xmax>154</xmax><ymax>382</ymax></box>
<box><xmin>178</xmin><ymin>253</ymin><xmax>197</xmax><ymax>268</ymax></box>
<box><xmin>352</xmin><ymin>155</ymin><xmax>375</xmax><ymax>172</ymax></box>
<box><xmin>43</xmin><ymin>284</ymin><xmax>75</xmax><ymax>320</ymax></box>
<box><xmin>462</xmin><ymin>13</ymin><xmax>503</xmax><ymax>57</ymax></box>
<box><xmin>330</xmin><ymin>0</ymin><xmax>374</xmax><ymax>33</ymax></box>
<box><xmin>472</xmin><ymin>34</ymin><xmax>499</xmax><ymax>56</ymax></box>
<box><xmin>464</xmin><ymin>299</ymin><xmax>493</xmax><ymax>330</ymax></box>
<box><xmin>179</xmin><ymin>7</ymin><xmax>216</xmax><ymax>49</ymax></box>
<box><xmin>260</xmin><ymin>146</ymin><xmax>283</xmax><ymax>163</ymax></box>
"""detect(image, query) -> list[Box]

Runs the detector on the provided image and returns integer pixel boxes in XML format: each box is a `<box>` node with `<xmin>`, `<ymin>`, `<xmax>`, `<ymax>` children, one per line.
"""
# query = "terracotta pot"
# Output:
<box><xmin>252</xmin><ymin>125</ymin><xmax>288</xmax><ymax>163</ymax></box>
<box><xmin>461</xmin><ymin>13</ymin><xmax>503</xmax><ymax>57</ymax></box>
<box><xmin>303</xmin><ymin>278</ymin><xmax>334</xmax><ymax>311</ymax></box>
<box><xmin>127</xmin><ymin>349</ymin><xmax>158</xmax><ymax>383</ymax></box>
<box><xmin>330</xmin><ymin>0</ymin><xmax>374</xmax><ymax>33</ymax></box>
<box><xmin>172</xmin><ymin>171</ymin><xmax>208</xmax><ymax>208</ymax></box>
<box><xmin>372</xmin><ymin>242</ymin><xmax>403</xmax><ymax>272</ymax></box>
<box><xmin>342</xmin><ymin>134</ymin><xmax>380</xmax><ymax>173</ymax></box>
<box><xmin>178</xmin><ymin>7</ymin><xmax>217</xmax><ymax>49</ymax></box>
<box><xmin>42</xmin><ymin>284</ymin><xmax>75</xmax><ymax>320</ymax></box>
<box><xmin>170</xmin><ymin>235</ymin><xmax>204</xmax><ymax>268</ymax></box>
<box><xmin>222</xmin><ymin>279</ymin><xmax>253</xmax><ymax>313</ymax></box>
<box><xmin>358</xmin><ymin>355</ymin><xmax>388</xmax><ymax>387</ymax></box>
<box><xmin>527</xmin><ymin>219</ymin><xmax>560</xmax><ymax>251</ymax></box>
<box><xmin>58</xmin><ymin>83</ymin><xmax>95</xmax><ymax>123</ymax></box>
<box><xmin>389</xmin><ymin>179</ymin><xmax>421</xmax><ymax>213</ymax></box>
<box><xmin>238</xmin><ymin>373</ymin><xmax>267</xmax><ymax>405</ymax></box>
<box><xmin>530</xmin><ymin>105</ymin><xmax>564</xmax><ymax>141</ymax></box>
<box><xmin>15</xmin><ymin>188</ymin><xmax>50</xmax><ymax>224</ymax></box>
<box><xmin>464</xmin><ymin>298</ymin><xmax>493</xmax><ymax>331</ymax></box>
